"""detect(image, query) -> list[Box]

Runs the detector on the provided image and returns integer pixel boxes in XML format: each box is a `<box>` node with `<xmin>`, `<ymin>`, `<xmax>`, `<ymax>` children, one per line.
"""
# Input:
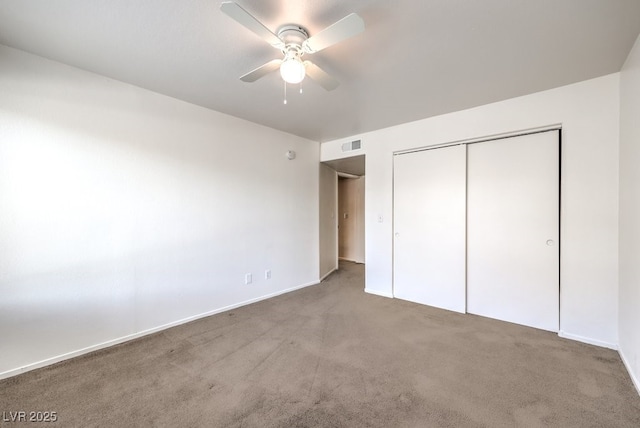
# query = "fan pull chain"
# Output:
<box><xmin>299</xmin><ymin>82</ymin><xmax>303</xmax><ymax>94</ymax></box>
<box><xmin>283</xmin><ymin>81</ymin><xmax>287</xmax><ymax>105</ymax></box>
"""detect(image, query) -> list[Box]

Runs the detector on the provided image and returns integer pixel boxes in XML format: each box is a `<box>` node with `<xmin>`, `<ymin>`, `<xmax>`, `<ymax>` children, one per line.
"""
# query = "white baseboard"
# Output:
<box><xmin>619</xmin><ymin>347</ymin><xmax>640</xmax><ymax>397</ymax></box>
<box><xmin>558</xmin><ymin>331</ymin><xmax>618</xmax><ymax>350</ymax></box>
<box><xmin>338</xmin><ymin>257</ymin><xmax>364</xmax><ymax>264</ymax></box>
<box><xmin>319</xmin><ymin>268</ymin><xmax>337</xmax><ymax>282</ymax></box>
<box><xmin>0</xmin><ymin>280</ymin><xmax>320</xmax><ymax>381</ymax></box>
<box><xmin>364</xmin><ymin>288</ymin><xmax>393</xmax><ymax>298</ymax></box>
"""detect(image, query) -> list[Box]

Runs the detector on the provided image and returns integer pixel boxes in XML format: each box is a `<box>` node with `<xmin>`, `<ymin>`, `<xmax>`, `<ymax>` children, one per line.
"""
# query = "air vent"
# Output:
<box><xmin>341</xmin><ymin>140</ymin><xmax>362</xmax><ymax>152</ymax></box>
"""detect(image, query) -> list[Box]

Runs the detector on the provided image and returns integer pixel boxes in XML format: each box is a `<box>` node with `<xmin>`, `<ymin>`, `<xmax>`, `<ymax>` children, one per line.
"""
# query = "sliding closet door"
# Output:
<box><xmin>467</xmin><ymin>131</ymin><xmax>559</xmax><ymax>331</ymax></box>
<box><xmin>393</xmin><ymin>145</ymin><xmax>466</xmax><ymax>313</ymax></box>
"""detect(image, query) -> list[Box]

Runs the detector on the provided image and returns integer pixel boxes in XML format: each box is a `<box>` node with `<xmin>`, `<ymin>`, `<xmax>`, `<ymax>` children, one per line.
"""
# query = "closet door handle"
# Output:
<box><xmin>546</xmin><ymin>239</ymin><xmax>555</xmax><ymax>246</ymax></box>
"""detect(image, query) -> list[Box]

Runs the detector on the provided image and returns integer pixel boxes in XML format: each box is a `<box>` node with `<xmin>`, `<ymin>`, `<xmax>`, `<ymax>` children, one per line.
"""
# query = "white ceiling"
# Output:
<box><xmin>324</xmin><ymin>154</ymin><xmax>365</xmax><ymax>177</ymax></box>
<box><xmin>1</xmin><ymin>1</ymin><xmax>639</xmax><ymax>142</ymax></box>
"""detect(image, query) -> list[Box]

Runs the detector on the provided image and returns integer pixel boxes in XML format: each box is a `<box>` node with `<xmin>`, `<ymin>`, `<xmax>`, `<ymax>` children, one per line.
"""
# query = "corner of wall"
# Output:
<box><xmin>617</xmin><ymin>32</ymin><xmax>640</xmax><ymax>396</ymax></box>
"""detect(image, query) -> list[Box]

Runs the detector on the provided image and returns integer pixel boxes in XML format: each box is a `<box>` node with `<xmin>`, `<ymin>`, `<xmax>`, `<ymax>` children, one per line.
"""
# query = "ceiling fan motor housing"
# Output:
<box><xmin>277</xmin><ymin>25</ymin><xmax>309</xmax><ymax>56</ymax></box>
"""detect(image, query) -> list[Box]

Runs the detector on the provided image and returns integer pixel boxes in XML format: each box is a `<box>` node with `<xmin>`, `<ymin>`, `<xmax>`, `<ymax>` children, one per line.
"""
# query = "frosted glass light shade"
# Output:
<box><xmin>280</xmin><ymin>58</ymin><xmax>305</xmax><ymax>84</ymax></box>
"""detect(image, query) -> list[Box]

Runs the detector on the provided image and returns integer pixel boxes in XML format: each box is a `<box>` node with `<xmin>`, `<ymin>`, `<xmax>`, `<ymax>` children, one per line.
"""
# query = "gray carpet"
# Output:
<box><xmin>1</xmin><ymin>261</ymin><xmax>639</xmax><ymax>427</ymax></box>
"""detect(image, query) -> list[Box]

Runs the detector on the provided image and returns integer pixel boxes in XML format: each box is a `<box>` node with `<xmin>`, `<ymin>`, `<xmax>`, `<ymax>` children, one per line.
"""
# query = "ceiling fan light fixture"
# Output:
<box><xmin>280</xmin><ymin>56</ymin><xmax>305</xmax><ymax>84</ymax></box>
<box><xmin>221</xmin><ymin>2</ymin><xmax>364</xmax><ymax>91</ymax></box>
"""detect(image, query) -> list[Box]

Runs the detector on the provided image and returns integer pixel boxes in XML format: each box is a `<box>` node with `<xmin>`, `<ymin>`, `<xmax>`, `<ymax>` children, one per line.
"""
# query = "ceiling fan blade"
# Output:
<box><xmin>304</xmin><ymin>61</ymin><xmax>339</xmax><ymax>91</ymax></box>
<box><xmin>220</xmin><ymin>2</ymin><xmax>284</xmax><ymax>49</ymax></box>
<box><xmin>240</xmin><ymin>59</ymin><xmax>282</xmax><ymax>82</ymax></box>
<box><xmin>303</xmin><ymin>13</ymin><xmax>364</xmax><ymax>53</ymax></box>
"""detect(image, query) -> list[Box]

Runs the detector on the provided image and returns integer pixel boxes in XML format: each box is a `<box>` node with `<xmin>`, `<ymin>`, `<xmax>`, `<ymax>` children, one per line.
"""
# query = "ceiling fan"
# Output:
<box><xmin>220</xmin><ymin>1</ymin><xmax>365</xmax><ymax>92</ymax></box>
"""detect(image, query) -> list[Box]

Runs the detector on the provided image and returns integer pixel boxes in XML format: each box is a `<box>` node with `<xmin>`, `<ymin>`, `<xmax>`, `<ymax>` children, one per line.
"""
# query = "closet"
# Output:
<box><xmin>393</xmin><ymin>130</ymin><xmax>559</xmax><ymax>331</ymax></box>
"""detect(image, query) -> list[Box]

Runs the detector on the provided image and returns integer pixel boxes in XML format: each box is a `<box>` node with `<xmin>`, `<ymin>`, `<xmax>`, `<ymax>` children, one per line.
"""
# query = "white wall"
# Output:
<box><xmin>322</xmin><ymin>74</ymin><xmax>620</xmax><ymax>347</ymax></box>
<box><xmin>319</xmin><ymin>164</ymin><xmax>337</xmax><ymax>279</ymax></box>
<box><xmin>0</xmin><ymin>45</ymin><xmax>320</xmax><ymax>377</ymax></box>
<box><xmin>619</xmin><ymin>34</ymin><xmax>640</xmax><ymax>392</ymax></box>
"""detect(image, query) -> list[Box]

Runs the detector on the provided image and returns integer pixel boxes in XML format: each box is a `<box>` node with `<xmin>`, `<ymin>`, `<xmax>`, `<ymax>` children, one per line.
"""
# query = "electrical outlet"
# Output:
<box><xmin>245</xmin><ymin>273</ymin><xmax>252</xmax><ymax>285</ymax></box>
<box><xmin>265</xmin><ymin>269</ymin><xmax>271</xmax><ymax>280</ymax></box>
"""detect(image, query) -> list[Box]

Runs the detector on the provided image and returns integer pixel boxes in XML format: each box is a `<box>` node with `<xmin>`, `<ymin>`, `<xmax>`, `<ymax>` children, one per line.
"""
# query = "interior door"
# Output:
<box><xmin>466</xmin><ymin>131</ymin><xmax>559</xmax><ymax>331</ymax></box>
<box><xmin>393</xmin><ymin>144</ymin><xmax>466</xmax><ymax>313</ymax></box>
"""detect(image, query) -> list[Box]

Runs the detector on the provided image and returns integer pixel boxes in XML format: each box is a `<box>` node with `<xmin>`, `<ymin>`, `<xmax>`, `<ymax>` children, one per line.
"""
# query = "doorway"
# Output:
<box><xmin>338</xmin><ymin>175</ymin><xmax>365</xmax><ymax>263</ymax></box>
<box><xmin>320</xmin><ymin>154</ymin><xmax>365</xmax><ymax>275</ymax></box>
